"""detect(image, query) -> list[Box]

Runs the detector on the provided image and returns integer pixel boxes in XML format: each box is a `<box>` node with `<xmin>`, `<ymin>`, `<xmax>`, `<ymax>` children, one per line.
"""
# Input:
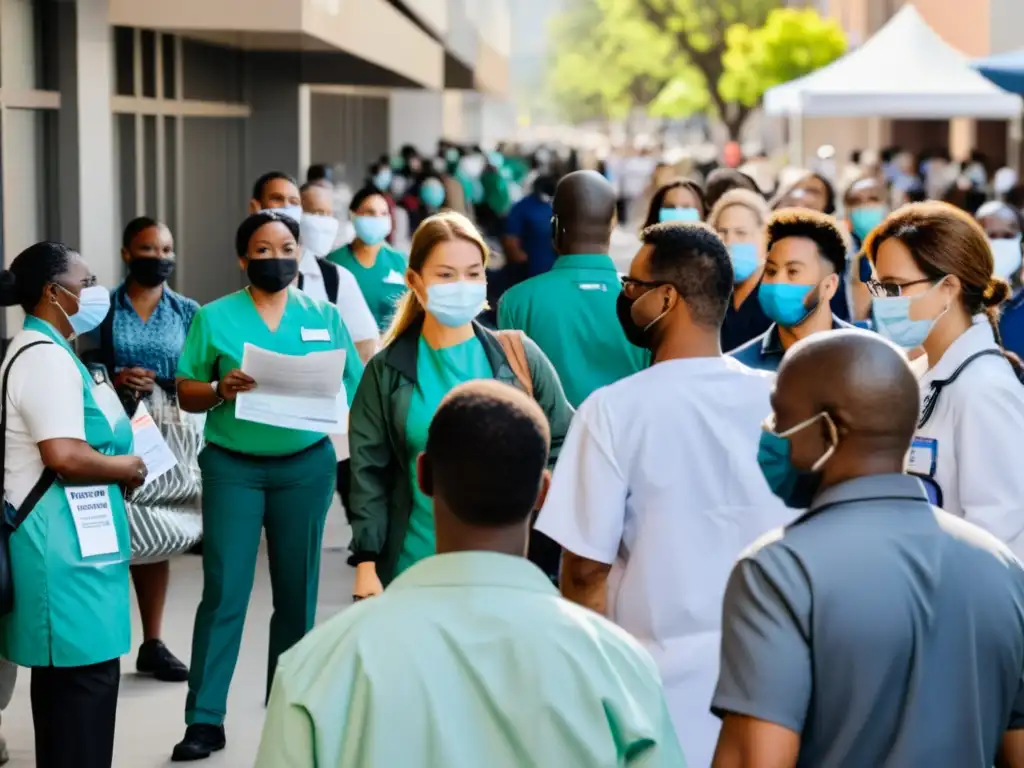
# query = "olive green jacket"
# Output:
<box><xmin>348</xmin><ymin>319</ymin><xmax>575</xmax><ymax>584</ymax></box>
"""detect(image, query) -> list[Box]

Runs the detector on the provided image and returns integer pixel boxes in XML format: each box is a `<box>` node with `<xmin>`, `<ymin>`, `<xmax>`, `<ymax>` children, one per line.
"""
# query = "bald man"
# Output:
<box><xmin>712</xmin><ymin>330</ymin><xmax>1024</xmax><ymax>768</ymax></box>
<box><xmin>498</xmin><ymin>170</ymin><xmax>648</xmax><ymax>408</ymax></box>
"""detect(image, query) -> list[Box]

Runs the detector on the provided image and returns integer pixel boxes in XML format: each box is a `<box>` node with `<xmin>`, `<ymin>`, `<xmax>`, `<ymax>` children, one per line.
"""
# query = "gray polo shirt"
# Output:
<box><xmin>712</xmin><ymin>473</ymin><xmax>1024</xmax><ymax>767</ymax></box>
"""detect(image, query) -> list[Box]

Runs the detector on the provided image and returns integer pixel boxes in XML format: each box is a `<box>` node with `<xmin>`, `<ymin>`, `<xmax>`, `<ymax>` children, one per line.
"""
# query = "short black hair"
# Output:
<box><xmin>641</xmin><ymin>222</ymin><xmax>732</xmax><ymax>328</ymax></box>
<box><xmin>424</xmin><ymin>381</ymin><xmax>550</xmax><ymax>527</ymax></box>
<box><xmin>306</xmin><ymin>164</ymin><xmax>332</xmax><ymax>184</ymax></box>
<box><xmin>807</xmin><ymin>172</ymin><xmax>837</xmax><ymax>215</ymax></box>
<box><xmin>705</xmin><ymin>168</ymin><xmax>761</xmax><ymax>212</ymax></box>
<box><xmin>349</xmin><ymin>186</ymin><xmax>388</xmax><ymax>213</ymax></box>
<box><xmin>644</xmin><ymin>179</ymin><xmax>707</xmax><ymax>229</ymax></box>
<box><xmin>234</xmin><ymin>211</ymin><xmax>300</xmax><ymax>258</ymax></box>
<box><xmin>765</xmin><ymin>209</ymin><xmax>849</xmax><ymax>275</ymax></box>
<box><xmin>122</xmin><ymin>216</ymin><xmax>162</xmax><ymax>250</ymax></box>
<box><xmin>251</xmin><ymin>171</ymin><xmax>298</xmax><ymax>203</ymax></box>
<box><xmin>0</xmin><ymin>241</ymin><xmax>77</xmax><ymax>313</ymax></box>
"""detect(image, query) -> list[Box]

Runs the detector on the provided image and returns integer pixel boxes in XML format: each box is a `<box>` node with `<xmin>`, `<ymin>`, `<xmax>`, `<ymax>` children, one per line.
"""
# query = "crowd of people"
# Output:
<box><xmin>0</xmin><ymin>133</ymin><xmax>1024</xmax><ymax>768</ymax></box>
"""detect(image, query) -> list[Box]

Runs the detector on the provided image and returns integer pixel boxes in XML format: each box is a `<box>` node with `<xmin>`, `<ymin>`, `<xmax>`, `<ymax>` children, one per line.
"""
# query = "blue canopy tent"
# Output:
<box><xmin>975</xmin><ymin>49</ymin><xmax>1024</xmax><ymax>94</ymax></box>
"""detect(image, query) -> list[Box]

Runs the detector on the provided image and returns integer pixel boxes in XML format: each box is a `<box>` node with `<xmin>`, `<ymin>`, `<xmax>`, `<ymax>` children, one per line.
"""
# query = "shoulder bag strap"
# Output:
<box><xmin>317</xmin><ymin>258</ymin><xmax>340</xmax><ymax>305</ymax></box>
<box><xmin>918</xmin><ymin>349</ymin><xmax>1007</xmax><ymax>429</ymax></box>
<box><xmin>495</xmin><ymin>330</ymin><xmax>533</xmax><ymax>398</ymax></box>
<box><xmin>1</xmin><ymin>341</ymin><xmax>57</xmax><ymax>529</ymax></box>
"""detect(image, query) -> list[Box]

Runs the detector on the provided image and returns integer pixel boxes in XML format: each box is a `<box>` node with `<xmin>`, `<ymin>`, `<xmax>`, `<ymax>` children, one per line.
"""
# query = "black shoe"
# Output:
<box><xmin>171</xmin><ymin>725</ymin><xmax>225</xmax><ymax>762</ymax></box>
<box><xmin>137</xmin><ymin>639</ymin><xmax>189</xmax><ymax>682</ymax></box>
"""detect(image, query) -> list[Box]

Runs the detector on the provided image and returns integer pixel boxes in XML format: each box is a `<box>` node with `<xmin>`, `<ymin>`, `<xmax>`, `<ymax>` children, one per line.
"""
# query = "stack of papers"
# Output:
<box><xmin>235</xmin><ymin>344</ymin><xmax>349</xmax><ymax>433</ymax></box>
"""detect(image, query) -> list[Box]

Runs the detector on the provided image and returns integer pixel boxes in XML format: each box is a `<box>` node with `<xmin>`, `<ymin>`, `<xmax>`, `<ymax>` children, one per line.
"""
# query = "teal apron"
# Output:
<box><xmin>0</xmin><ymin>316</ymin><xmax>133</xmax><ymax>667</ymax></box>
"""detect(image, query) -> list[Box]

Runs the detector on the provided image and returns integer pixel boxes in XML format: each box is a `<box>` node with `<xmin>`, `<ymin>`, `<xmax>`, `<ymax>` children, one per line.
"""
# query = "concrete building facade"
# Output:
<box><xmin>0</xmin><ymin>0</ymin><xmax>510</xmax><ymax>328</ymax></box>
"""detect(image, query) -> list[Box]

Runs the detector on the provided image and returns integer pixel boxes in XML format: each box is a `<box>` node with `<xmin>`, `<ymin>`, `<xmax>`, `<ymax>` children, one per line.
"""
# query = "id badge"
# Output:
<box><xmin>907</xmin><ymin>437</ymin><xmax>938</xmax><ymax>477</ymax></box>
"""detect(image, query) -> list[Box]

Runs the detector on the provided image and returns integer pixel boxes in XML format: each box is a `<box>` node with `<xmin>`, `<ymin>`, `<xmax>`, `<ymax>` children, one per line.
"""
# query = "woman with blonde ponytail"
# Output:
<box><xmin>865</xmin><ymin>201</ymin><xmax>1024</xmax><ymax>557</ymax></box>
<box><xmin>347</xmin><ymin>211</ymin><xmax>573</xmax><ymax>598</ymax></box>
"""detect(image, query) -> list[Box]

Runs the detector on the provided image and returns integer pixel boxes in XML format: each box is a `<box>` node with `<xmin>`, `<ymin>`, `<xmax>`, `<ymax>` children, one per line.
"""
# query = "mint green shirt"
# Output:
<box><xmin>498</xmin><ymin>254</ymin><xmax>648</xmax><ymax>407</ymax></box>
<box><xmin>256</xmin><ymin>552</ymin><xmax>686</xmax><ymax>768</ymax></box>
<box><xmin>176</xmin><ymin>288</ymin><xmax>364</xmax><ymax>456</ymax></box>
<box><xmin>327</xmin><ymin>244</ymin><xmax>408</xmax><ymax>332</ymax></box>
<box><xmin>395</xmin><ymin>337</ymin><xmax>492</xmax><ymax>575</ymax></box>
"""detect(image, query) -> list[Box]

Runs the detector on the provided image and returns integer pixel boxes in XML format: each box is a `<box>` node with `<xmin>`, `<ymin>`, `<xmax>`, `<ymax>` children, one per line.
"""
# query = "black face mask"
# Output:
<box><xmin>616</xmin><ymin>291</ymin><xmax>654</xmax><ymax>349</ymax></box>
<box><xmin>128</xmin><ymin>257</ymin><xmax>175</xmax><ymax>287</ymax></box>
<box><xmin>247</xmin><ymin>258</ymin><xmax>298</xmax><ymax>293</ymax></box>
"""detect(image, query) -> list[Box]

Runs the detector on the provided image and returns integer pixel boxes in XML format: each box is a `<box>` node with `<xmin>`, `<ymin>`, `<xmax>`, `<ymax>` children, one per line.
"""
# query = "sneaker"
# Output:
<box><xmin>171</xmin><ymin>724</ymin><xmax>225</xmax><ymax>762</ymax></box>
<box><xmin>136</xmin><ymin>639</ymin><xmax>189</xmax><ymax>682</ymax></box>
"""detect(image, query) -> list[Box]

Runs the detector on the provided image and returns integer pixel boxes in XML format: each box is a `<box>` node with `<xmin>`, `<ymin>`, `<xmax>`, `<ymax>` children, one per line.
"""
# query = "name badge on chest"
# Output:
<box><xmin>383</xmin><ymin>270</ymin><xmax>405</xmax><ymax>285</ymax></box>
<box><xmin>301</xmin><ymin>327</ymin><xmax>331</xmax><ymax>343</ymax></box>
<box><xmin>907</xmin><ymin>436</ymin><xmax>938</xmax><ymax>477</ymax></box>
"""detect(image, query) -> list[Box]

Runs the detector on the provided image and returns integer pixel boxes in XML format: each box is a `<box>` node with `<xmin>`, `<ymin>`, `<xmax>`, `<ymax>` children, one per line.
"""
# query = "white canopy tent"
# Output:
<box><xmin>763</xmin><ymin>5</ymin><xmax>1022</xmax><ymax>165</ymax></box>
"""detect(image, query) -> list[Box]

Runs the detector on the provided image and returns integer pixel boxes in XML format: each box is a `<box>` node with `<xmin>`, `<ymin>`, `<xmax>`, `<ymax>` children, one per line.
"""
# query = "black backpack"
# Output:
<box><xmin>316</xmin><ymin>258</ymin><xmax>339</xmax><ymax>304</ymax></box>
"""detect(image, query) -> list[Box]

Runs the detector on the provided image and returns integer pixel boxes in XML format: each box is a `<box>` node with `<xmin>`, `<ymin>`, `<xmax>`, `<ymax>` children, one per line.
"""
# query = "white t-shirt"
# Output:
<box><xmin>2</xmin><ymin>330</ymin><xmax>86</xmax><ymax>509</ymax></box>
<box><xmin>297</xmin><ymin>251</ymin><xmax>378</xmax><ymax>343</ymax></box>
<box><xmin>535</xmin><ymin>357</ymin><xmax>795</xmax><ymax>768</ymax></box>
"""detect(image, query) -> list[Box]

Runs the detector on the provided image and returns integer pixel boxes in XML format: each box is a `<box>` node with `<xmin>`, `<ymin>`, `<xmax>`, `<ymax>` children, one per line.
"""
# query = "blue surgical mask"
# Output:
<box><xmin>57</xmin><ymin>284</ymin><xmax>110</xmax><ymax>340</ymax></box>
<box><xmin>659</xmin><ymin>207</ymin><xmax>701</xmax><ymax>223</ymax></box>
<box><xmin>849</xmin><ymin>205</ymin><xmax>886</xmax><ymax>241</ymax></box>
<box><xmin>372</xmin><ymin>169</ymin><xmax>393</xmax><ymax>192</ymax></box>
<box><xmin>871</xmin><ymin>280</ymin><xmax>948</xmax><ymax>349</ymax></box>
<box><xmin>426</xmin><ymin>281</ymin><xmax>486</xmax><ymax>327</ymax></box>
<box><xmin>758</xmin><ymin>282</ymin><xmax>817</xmax><ymax>327</ymax></box>
<box><xmin>990</xmin><ymin>236</ymin><xmax>1023</xmax><ymax>280</ymax></box>
<box><xmin>352</xmin><ymin>215</ymin><xmax>392</xmax><ymax>246</ymax></box>
<box><xmin>421</xmin><ymin>179</ymin><xmax>446</xmax><ymax>209</ymax></box>
<box><xmin>758</xmin><ymin>412</ymin><xmax>837</xmax><ymax>509</ymax></box>
<box><xmin>729</xmin><ymin>243</ymin><xmax>760</xmax><ymax>283</ymax></box>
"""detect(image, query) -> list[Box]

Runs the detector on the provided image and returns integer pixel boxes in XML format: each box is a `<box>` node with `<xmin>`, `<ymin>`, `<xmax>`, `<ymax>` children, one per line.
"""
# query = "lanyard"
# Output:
<box><xmin>918</xmin><ymin>350</ymin><xmax>1007</xmax><ymax>429</ymax></box>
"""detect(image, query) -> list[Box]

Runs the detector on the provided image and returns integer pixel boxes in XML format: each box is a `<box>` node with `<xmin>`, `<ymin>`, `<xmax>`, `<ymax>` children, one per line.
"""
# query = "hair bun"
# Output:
<box><xmin>0</xmin><ymin>270</ymin><xmax>18</xmax><ymax>308</ymax></box>
<box><xmin>983</xmin><ymin>277</ymin><xmax>1012</xmax><ymax>307</ymax></box>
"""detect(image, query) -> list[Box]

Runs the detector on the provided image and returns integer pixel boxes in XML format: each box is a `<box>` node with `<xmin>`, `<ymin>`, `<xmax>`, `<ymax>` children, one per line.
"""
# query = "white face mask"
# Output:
<box><xmin>264</xmin><ymin>205</ymin><xmax>302</xmax><ymax>223</ymax></box>
<box><xmin>299</xmin><ymin>213</ymin><xmax>340</xmax><ymax>257</ymax></box>
<box><xmin>989</xmin><ymin>236</ymin><xmax>1023</xmax><ymax>281</ymax></box>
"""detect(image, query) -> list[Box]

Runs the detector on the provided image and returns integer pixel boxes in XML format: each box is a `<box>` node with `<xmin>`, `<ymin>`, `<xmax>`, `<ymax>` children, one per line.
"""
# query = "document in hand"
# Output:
<box><xmin>131</xmin><ymin>402</ymin><xmax>178</xmax><ymax>486</ymax></box>
<box><xmin>235</xmin><ymin>343</ymin><xmax>348</xmax><ymax>433</ymax></box>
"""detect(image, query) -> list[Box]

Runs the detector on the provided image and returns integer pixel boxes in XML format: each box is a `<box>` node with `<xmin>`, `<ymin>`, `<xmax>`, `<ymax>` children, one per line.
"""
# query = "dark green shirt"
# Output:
<box><xmin>498</xmin><ymin>254</ymin><xmax>648</xmax><ymax>407</ymax></box>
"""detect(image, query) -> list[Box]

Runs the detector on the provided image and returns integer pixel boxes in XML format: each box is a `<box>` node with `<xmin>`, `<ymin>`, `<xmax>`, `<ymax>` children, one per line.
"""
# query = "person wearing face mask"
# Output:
<box><xmin>535</xmin><ymin>222</ymin><xmax>793</xmax><ymax>768</ymax></box>
<box><xmin>405</xmin><ymin>174</ymin><xmax>449</xmax><ymax>232</ymax></box>
<box><xmin>298</xmin><ymin>182</ymin><xmax>378</xmax><ymax>364</ymax></box>
<box><xmin>347</xmin><ymin>211</ymin><xmax>573</xmax><ymax>599</ymax></box>
<box><xmin>844</xmin><ymin>177</ymin><xmax>890</xmax><ymax>322</ymax></box>
<box><xmin>642</xmin><ymin>179</ymin><xmax>706</xmax><ymax>229</ymax></box>
<box><xmin>79</xmin><ymin>217</ymin><xmax>198</xmax><ymax>686</ymax></box>
<box><xmin>502</xmin><ymin>173</ymin><xmax>559</xmax><ymax>278</ymax></box>
<box><xmin>731</xmin><ymin>209</ymin><xmax>853</xmax><ymax>372</ymax></box>
<box><xmin>708</xmin><ymin>189</ymin><xmax>775</xmax><ymax>352</ymax></box>
<box><xmin>713</xmin><ymin>330</ymin><xmax>1024</xmax><ymax>768</ymax></box>
<box><xmin>171</xmin><ymin>211</ymin><xmax>364</xmax><ymax>761</ymax></box>
<box><xmin>866</xmin><ymin>202</ymin><xmax>1024</xmax><ymax>559</ymax></box>
<box><xmin>327</xmin><ymin>186</ymin><xmax>407</xmax><ymax>333</ymax></box>
<box><xmin>499</xmin><ymin>171</ymin><xmax>647</xmax><ymax>408</ymax></box>
<box><xmin>983</xmin><ymin>202</ymin><xmax>1024</xmax><ymax>359</ymax></box>
<box><xmin>0</xmin><ymin>241</ymin><xmax>147</xmax><ymax>767</ymax></box>
<box><xmin>248</xmin><ymin>171</ymin><xmax>303</xmax><ymax>224</ymax></box>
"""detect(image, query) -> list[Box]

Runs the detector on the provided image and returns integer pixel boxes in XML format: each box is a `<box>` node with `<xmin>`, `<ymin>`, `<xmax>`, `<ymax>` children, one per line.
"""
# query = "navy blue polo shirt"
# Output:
<box><xmin>730</xmin><ymin>315</ymin><xmax>853</xmax><ymax>372</ymax></box>
<box><xmin>505</xmin><ymin>193</ymin><xmax>556</xmax><ymax>277</ymax></box>
<box><xmin>1001</xmin><ymin>289</ymin><xmax>1024</xmax><ymax>360</ymax></box>
<box><xmin>721</xmin><ymin>291</ymin><xmax>773</xmax><ymax>353</ymax></box>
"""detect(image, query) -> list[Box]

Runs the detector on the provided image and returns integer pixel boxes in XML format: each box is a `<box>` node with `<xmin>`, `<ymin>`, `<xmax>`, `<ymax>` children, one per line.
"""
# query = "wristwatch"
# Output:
<box><xmin>210</xmin><ymin>380</ymin><xmax>224</xmax><ymax>403</ymax></box>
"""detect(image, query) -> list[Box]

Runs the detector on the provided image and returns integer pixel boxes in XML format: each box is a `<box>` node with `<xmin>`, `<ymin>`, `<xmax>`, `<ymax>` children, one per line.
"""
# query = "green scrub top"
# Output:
<box><xmin>394</xmin><ymin>336</ymin><xmax>491</xmax><ymax>576</ymax></box>
<box><xmin>1</xmin><ymin>316</ymin><xmax>134</xmax><ymax>667</ymax></box>
<box><xmin>176</xmin><ymin>287</ymin><xmax>364</xmax><ymax>457</ymax></box>
<box><xmin>327</xmin><ymin>244</ymin><xmax>408</xmax><ymax>333</ymax></box>
<box><xmin>498</xmin><ymin>254</ymin><xmax>648</xmax><ymax>407</ymax></box>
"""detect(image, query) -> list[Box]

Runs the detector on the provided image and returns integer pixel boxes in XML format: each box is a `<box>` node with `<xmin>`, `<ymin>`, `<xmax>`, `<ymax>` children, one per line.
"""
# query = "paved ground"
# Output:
<box><xmin>2</xmin><ymin>502</ymin><xmax>356</xmax><ymax>767</ymax></box>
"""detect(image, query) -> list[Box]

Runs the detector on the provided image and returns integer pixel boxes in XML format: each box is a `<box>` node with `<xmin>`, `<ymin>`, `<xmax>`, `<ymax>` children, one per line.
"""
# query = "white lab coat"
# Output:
<box><xmin>536</xmin><ymin>357</ymin><xmax>795</xmax><ymax>768</ymax></box>
<box><xmin>911</xmin><ymin>316</ymin><xmax>1024</xmax><ymax>559</ymax></box>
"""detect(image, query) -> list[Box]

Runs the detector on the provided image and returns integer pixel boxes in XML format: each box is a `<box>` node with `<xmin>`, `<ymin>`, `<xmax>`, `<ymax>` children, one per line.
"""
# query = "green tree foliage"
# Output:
<box><xmin>720</xmin><ymin>8</ymin><xmax>848</xmax><ymax>109</ymax></box>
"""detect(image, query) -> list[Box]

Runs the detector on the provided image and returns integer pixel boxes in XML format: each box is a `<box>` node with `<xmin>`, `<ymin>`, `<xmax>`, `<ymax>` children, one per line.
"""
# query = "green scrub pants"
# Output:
<box><xmin>185</xmin><ymin>439</ymin><xmax>335</xmax><ymax>726</ymax></box>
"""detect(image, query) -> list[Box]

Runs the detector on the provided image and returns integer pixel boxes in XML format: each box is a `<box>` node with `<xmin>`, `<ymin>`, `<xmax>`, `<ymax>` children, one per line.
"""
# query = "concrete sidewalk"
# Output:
<box><xmin>2</xmin><ymin>503</ymin><xmax>355</xmax><ymax>767</ymax></box>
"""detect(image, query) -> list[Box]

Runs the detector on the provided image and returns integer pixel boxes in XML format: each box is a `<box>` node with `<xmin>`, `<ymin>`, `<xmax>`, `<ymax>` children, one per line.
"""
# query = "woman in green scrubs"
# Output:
<box><xmin>0</xmin><ymin>241</ymin><xmax>147</xmax><ymax>767</ymax></box>
<box><xmin>327</xmin><ymin>187</ymin><xmax>407</xmax><ymax>332</ymax></box>
<box><xmin>172</xmin><ymin>211</ymin><xmax>364</xmax><ymax>762</ymax></box>
<box><xmin>347</xmin><ymin>211</ymin><xmax>574</xmax><ymax>600</ymax></box>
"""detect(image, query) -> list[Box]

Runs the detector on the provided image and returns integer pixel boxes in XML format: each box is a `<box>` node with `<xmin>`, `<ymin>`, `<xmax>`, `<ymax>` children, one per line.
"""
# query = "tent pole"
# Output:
<box><xmin>789</xmin><ymin>112</ymin><xmax>804</xmax><ymax>168</ymax></box>
<box><xmin>1008</xmin><ymin>113</ymin><xmax>1022</xmax><ymax>176</ymax></box>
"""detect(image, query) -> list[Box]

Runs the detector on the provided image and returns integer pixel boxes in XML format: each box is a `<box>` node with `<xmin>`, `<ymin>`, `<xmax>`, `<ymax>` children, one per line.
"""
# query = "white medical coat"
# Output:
<box><xmin>536</xmin><ymin>357</ymin><xmax>795</xmax><ymax>768</ymax></box>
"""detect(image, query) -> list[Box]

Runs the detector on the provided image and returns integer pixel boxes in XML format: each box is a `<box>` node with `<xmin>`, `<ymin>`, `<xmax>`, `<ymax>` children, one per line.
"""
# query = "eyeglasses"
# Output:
<box><xmin>865</xmin><ymin>277</ymin><xmax>934</xmax><ymax>298</ymax></box>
